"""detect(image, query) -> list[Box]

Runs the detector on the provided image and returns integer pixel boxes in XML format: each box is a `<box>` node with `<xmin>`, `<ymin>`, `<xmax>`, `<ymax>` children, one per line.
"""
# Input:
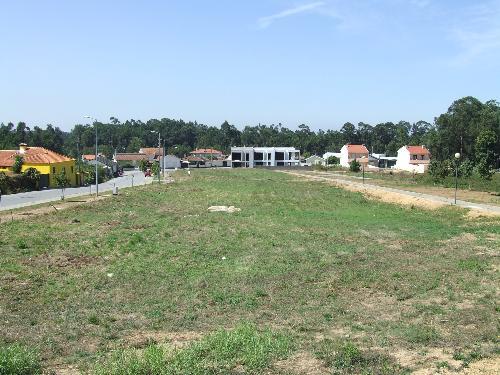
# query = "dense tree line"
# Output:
<box><xmin>1</xmin><ymin>97</ymin><xmax>499</xmax><ymax>170</ymax></box>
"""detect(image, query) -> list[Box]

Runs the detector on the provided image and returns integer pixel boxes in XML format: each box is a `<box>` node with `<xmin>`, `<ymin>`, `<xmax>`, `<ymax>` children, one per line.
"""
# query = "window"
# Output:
<box><xmin>412</xmin><ymin>155</ymin><xmax>418</xmax><ymax>160</ymax></box>
<box><xmin>52</xmin><ymin>167</ymin><xmax>56</xmax><ymax>174</ymax></box>
<box><xmin>71</xmin><ymin>166</ymin><xmax>74</xmax><ymax>173</ymax></box>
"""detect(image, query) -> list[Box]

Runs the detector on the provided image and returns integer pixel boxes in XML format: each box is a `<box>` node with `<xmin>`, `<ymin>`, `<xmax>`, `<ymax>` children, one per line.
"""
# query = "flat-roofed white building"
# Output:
<box><xmin>230</xmin><ymin>147</ymin><xmax>300</xmax><ymax>168</ymax></box>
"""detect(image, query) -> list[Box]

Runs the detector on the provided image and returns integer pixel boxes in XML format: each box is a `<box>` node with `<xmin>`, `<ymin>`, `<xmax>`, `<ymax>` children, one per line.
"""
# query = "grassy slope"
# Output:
<box><xmin>0</xmin><ymin>169</ymin><xmax>498</xmax><ymax>373</ymax></box>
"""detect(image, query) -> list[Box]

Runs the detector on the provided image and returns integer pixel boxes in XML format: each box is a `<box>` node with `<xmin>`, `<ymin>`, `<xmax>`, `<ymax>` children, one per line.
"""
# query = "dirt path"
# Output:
<box><xmin>281</xmin><ymin>170</ymin><xmax>500</xmax><ymax>217</ymax></box>
<box><xmin>0</xmin><ymin>194</ymin><xmax>111</xmax><ymax>223</ymax></box>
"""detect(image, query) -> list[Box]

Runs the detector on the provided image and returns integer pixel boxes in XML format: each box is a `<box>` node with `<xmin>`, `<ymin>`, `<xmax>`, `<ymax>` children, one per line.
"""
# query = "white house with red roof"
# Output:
<box><xmin>340</xmin><ymin>144</ymin><xmax>369</xmax><ymax>167</ymax></box>
<box><xmin>395</xmin><ymin>145</ymin><xmax>431</xmax><ymax>173</ymax></box>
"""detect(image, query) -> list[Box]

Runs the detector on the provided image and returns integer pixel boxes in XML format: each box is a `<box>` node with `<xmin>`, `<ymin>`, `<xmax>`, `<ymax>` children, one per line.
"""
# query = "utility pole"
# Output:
<box><xmin>158</xmin><ymin>132</ymin><xmax>161</xmax><ymax>183</ymax></box>
<box><xmin>84</xmin><ymin>116</ymin><xmax>98</xmax><ymax>197</ymax></box>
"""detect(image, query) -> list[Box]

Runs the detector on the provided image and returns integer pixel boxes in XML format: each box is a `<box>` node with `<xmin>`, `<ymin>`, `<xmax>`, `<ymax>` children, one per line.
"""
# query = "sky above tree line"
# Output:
<box><xmin>1</xmin><ymin>0</ymin><xmax>499</xmax><ymax>131</ymax></box>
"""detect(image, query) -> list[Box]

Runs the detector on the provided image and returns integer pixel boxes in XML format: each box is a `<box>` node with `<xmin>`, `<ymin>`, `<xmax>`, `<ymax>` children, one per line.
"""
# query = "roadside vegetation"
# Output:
<box><xmin>0</xmin><ymin>169</ymin><xmax>498</xmax><ymax>374</ymax></box>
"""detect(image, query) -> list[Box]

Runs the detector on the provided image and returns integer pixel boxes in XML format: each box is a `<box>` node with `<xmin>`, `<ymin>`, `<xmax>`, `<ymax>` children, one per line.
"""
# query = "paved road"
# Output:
<box><xmin>283</xmin><ymin>170</ymin><xmax>500</xmax><ymax>216</ymax></box>
<box><xmin>0</xmin><ymin>170</ymin><xmax>152</xmax><ymax>211</ymax></box>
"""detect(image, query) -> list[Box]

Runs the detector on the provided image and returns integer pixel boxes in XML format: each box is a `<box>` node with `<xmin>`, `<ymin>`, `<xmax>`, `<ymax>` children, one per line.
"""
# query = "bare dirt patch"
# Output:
<box><xmin>24</xmin><ymin>253</ymin><xmax>100</xmax><ymax>269</ymax></box>
<box><xmin>125</xmin><ymin>330</ymin><xmax>202</xmax><ymax>349</ymax></box>
<box><xmin>0</xmin><ymin>195</ymin><xmax>110</xmax><ymax>223</ymax></box>
<box><xmin>274</xmin><ymin>351</ymin><xmax>330</xmax><ymax>375</ymax></box>
<box><xmin>393</xmin><ymin>347</ymin><xmax>463</xmax><ymax>373</ymax></box>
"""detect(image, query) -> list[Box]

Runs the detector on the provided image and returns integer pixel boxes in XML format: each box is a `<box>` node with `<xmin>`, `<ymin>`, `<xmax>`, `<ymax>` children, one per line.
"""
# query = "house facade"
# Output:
<box><xmin>340</xmin><ymin>144</ymin><xmax>369</xmax><ymax>167</ymax></box>
<box><xmin>305</xmin><ymin>155</ymin><xmax>325</xmax><ymax>166</ymax></box>
<box><xmin>230</xmin><ymin>147</ymin><xmax>300</xmax><ymax>168</ymax></box>
<box><xmin>0</xmin><ymin>144</ymin><xmax>77</xmax><ymax>188</ymax></box>
<box><xmin>114</xmin><ymin>153</ymin><xmax>148</xmax><ymax>168</ymax></box>
<box><xmin>163</xmin><ymin>155</ymin><xmax>181</xmax><ymax>169</ymax></box>
<box><xmin>395</xmin><ymin>145</ymin><xmax>431</xmax><ymax>173</ymax></box>
<box><xmin>190</xmin><ymin>148</ymin><xmax>223</xmax><ymax>159</ymax></box>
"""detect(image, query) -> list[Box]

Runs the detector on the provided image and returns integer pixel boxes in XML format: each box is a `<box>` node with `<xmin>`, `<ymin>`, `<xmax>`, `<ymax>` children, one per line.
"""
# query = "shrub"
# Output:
<box><xmin>0</xmin><ymin>172</ymin><xmax>8</xmax><ymax>194</ymax></box>
<box><xmin>428</xmin><ymin>160</ymin><xmax>451</xmax><ymax>181</ymax></box>
<box><xmin>0</xmin><ymin>343</ymin><xmax>42</xmax><ymax>375</ymax></box>
<box><xmin>349</xmin><ymin>159</ymin><xmax>361</xmax><ymax>172</ymax></box>
<box><xmin>327</xmin><ymin>156</ymin><xmax>340</xmax><ymax>165</ymax></box>
<box><xmin>139</xmin><ymin>159</ymin><xmax>148</xmax><ymax>172</ymax></box>
<box><xmin>81</xmin><ymin>164</ymin><xmax>106</xmax><ymax>184</ymax></box>
<box><xmin>12</xmin><ymin>155</ymin><xmax>24</xmax><ymax>174</ymax></box>
<box><xmin>23</xmin><ymin>168</ymin><xmax>40</xmax><ymax>190</ymax></box>
<box><xmin>459</xmin><ymin>159</ymin><xmax>474</xmax><ymax>178</ymax></box>
<box><xmin>475</xmin><ymin>158</ymin><xmax>494</xmax><ymax>180</ymax></box>
<box><xmin>151</xmin><ymin>161</ymin><xmax>160</xmax><ymax>177</ymax></box>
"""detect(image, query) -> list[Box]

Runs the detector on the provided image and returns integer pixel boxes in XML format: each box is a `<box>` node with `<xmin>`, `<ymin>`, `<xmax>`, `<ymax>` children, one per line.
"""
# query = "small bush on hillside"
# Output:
<box><xmin>349</xmin><ymin>159</ymin><xmax>361</xmax><ymax>172</ymax></box>
<box><xmin>0</xmin><ymin>343</ymin><xmax>42</xmax><ymax>375</ymax></box>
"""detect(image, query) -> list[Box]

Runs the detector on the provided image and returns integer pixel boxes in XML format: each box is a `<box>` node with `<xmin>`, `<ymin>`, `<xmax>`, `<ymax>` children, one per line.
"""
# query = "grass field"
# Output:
<box><xmin>1</xmin><ymin>169</ymin><xmax>499</xmax><ymax>374</ymax></box>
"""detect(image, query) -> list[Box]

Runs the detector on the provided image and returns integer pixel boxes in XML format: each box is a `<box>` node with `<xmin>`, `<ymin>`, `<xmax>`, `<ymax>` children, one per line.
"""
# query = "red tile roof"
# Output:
<box><xmin>406</xmin><ymin>145</ymin><xmax>430</xmax><ymax>155</ymax></box>
<box><xmin>190</xmin><ymin>148</ymin><xmax>223</xmax><ymax>154</ymax></box>
<box><xmin>346</xmin><ymin>144</ymin><xmax>369</xmax><ymax>154</ymax></box>
<box><xmin>0</xmin><ymin>147</ymin><xmax>73</xmax><ymax>167</ymax></box>
<box><xmin>115</xmin><ymin>153</ymin><xmax>148</xmax><ymax>161</ymax></box>
<box><xmin>82</xmin><ymin>154</ymin><xmax>96</xmax><ymax>160</ymax></box>
<box><xmin>140</xmin><ymin>147</ymin><xmax>164</xmax><ymax>156</ymax></box>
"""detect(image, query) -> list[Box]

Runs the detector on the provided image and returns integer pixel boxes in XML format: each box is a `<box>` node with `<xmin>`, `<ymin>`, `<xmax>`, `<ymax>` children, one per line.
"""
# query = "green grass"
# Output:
<box><xmin>94</xmin><ymin>323</ymin><xmax>293</xmax><ymax>375</ymax></box>
<box><xmin>0</xmin><ymin>169</ymin><xmax>498</xmax><ymax>373</ymax></box>
<box><xmin>0</xmin><ymin>344</ymin><xmax>41</xmax><ymax>375</ymax></box>
<box><xmin>346</xmin><ymin>169</ymin><xmax>500</xmax><ymax>194</ymax></box>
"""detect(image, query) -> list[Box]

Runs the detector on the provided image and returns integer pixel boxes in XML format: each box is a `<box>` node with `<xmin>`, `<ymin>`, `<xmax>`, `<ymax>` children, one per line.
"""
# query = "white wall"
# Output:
<box><xmin>340</xmin><ymin>145</ymin><xmax>349</xmax><ymax>167</ymax></box>
<box><xmin>395</xmin><ymin>147</ymin><xmax>427</xmax><ymax>173</ymax></box>
<box><xmin>164</xmin><ymin>155</ymin><xmax>181</xmax><ymax>169</ymax></box>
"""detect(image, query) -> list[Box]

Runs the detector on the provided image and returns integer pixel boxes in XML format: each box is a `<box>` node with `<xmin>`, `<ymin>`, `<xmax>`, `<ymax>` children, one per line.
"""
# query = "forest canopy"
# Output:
<box><xmin>1</xmin><ymin>97</ymin><xmax>498</xmax><ymax>168</ymax></box>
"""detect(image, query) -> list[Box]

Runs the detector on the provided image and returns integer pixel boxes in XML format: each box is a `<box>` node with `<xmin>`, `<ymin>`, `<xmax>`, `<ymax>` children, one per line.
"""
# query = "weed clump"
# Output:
<box><xmin>0</xmin><ymin>343</ymin><xmax>42</xmax><ymax>375</ymax></box>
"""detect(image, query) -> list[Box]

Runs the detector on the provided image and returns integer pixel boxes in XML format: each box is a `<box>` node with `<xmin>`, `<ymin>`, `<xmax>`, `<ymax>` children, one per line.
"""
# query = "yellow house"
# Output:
<box><xmin>0</xmin><ymin>144</ymin><xmax>77</xmax><ymax>188</ymax></box>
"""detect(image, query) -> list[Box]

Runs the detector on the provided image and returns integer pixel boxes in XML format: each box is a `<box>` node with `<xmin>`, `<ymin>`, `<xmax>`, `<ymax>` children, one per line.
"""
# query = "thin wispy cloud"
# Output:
<box><xmin>258</xmin><ymin>2</ymin><xmax>326</xmax><ymax>29</ymax></box>
<box><xmin>448</xmin><ymin>0</ymin><xmax>500</xmax><ymax>65</ymax></box>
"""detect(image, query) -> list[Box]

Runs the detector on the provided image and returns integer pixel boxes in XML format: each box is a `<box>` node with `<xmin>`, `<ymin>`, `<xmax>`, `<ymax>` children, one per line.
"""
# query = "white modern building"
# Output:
<box><xmin>395</xmin><ymin>145</ymin><xmax>431</xmax><ymax>173</ymax></box>
<box><xmin>230</xmin><ymin>147</ymin><xmax>300</xmax><ymax>168</ymax></box>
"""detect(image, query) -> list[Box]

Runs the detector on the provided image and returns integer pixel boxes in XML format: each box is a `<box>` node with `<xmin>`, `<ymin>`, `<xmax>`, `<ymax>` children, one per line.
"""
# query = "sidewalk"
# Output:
<box><xmin>0</xmin><ymin>171</ymin><xmax>151</xmax><ymax>211</ymax></box>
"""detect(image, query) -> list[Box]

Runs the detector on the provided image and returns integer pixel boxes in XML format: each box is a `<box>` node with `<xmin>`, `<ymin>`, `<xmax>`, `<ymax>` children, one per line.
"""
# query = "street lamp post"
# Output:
<box><xmin>84</xmin><ymin>116</ymin><xmax>98</xmax><ymax>197</ymax></box>
<box><xmin>454</xmin><ymin>152</ymin><xmax>460</xmax><ymax>204</ymax></box>
<box><xmin>151</xmin><ymin>131</ymin><xmax>161</xmax><ymax>183</ymax></box>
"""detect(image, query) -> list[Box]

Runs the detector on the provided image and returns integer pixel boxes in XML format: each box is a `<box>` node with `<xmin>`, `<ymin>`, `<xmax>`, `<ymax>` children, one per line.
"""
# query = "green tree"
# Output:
<box><xmin>127</xmin><ymin>137</ymin><xmax>142</xmax><ymax>153</ymax></box>
<box><xmin>474</xmin><ymin>129</ymin><xmax>497</xmax><ymax>179</ymax></box>
<box><xmin>138</xmin><ymin>159</ymin><xmax>148</xmax><ymax>172</ymax></box>
<box><xmin>54</xmin><ymin>170</ymin><xmax>70</xmax><ymax>200</ymax></box>
<box><xmin>12</xmin><ymin>155</ymin><xmax>24</xmax><ymax>174</ymax></box>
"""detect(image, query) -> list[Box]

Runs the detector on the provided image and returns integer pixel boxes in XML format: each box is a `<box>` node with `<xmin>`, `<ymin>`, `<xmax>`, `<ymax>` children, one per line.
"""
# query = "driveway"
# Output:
<box><xmin>0</xmin><ymin>170</ymin><xmax>151</xmax><ymax>211</ymax></box>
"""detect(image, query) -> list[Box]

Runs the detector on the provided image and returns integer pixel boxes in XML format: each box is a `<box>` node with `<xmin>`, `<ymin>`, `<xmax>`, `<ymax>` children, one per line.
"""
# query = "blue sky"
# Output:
<box><xmin>1</xmin><ymin>0</ymin><xmax>499</xmax><ymax>131</ymax></box>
